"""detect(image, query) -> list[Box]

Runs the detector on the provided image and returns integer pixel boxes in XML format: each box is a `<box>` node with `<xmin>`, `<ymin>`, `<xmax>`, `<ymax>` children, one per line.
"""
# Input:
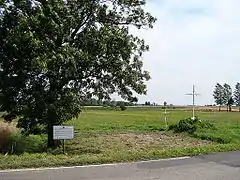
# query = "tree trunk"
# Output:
<box><xmin>219</xmin><ymin>106</ymin><xmax>221</xmax><ymax>112</ymax></box>
<box><xmin>227</xmin><ymin>105</ymin><xmax>229</xmax><ymax>112</ymax></box>
<box><xmin>47</xmin><ymin>123</ymin><xmax>61</xmax><ymax>148</ymax></box>
<box><xmin>47</xmin><ymin>123</ymin><xmax>54</xmax><ymax>148</ymax></box>
<box><xmin>229</xmin><ymin>105</ymin><xmax>232</xmax><ymax>112</ymax></box>
<box><xmin>239</xmin><ymin>107</ymin><xmax>240</xmax><ymax>112</ymax></box>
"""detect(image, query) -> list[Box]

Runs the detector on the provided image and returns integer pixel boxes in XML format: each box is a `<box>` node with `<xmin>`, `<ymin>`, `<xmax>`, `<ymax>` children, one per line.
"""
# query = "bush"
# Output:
<box><xmin>120</xmin><ymin>105</ymin><xmax>127</xmax><ymax>111</ymax></box>
<box><xmin>10</xmin><ymin>134</ymin><xmax>47</xmax><ymax>154</ymax></box>
<box><xmin>168</xmin><ymin>118</ymin><xmax>197</xmax><ymax>134</ymax></box>
<box><xmin>0</xmin><ymin>122</ymin><xmax>47</xmax><ymax>154</ymax></box>
<box><xmin>0</xmin><ymin>122</ymin><xmax>17</xmax><ymax>154</ymax></box>
<box><xmin>168</xmin><ymin>117</ymin><xmax>215</xmax><ymax>134</ymax></box>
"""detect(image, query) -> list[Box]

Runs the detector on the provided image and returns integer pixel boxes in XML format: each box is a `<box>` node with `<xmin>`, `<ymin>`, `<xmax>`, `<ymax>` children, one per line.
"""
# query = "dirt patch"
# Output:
<box><xmin>110</xmin><ymin>132</ymin><xmax>212</xmax><ymax>149</ymax></box>
<box><xmin>69</xmin><ymin>132</ymin><xmax>214</xmax><ymax>154</ymax></box>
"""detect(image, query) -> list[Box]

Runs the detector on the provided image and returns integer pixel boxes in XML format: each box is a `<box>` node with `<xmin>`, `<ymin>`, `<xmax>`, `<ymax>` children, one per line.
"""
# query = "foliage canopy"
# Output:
<box><xmin>0</xmin><ymin>0</ymin><xmax>156</xmax><ymax>146</ymax></box>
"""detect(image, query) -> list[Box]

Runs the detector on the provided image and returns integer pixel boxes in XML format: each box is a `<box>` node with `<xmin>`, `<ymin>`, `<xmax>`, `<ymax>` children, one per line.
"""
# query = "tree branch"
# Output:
<box><xmin>70</xmin><ymin>2</ymin><xmax>94</xmax><ymax>42</ymax></box>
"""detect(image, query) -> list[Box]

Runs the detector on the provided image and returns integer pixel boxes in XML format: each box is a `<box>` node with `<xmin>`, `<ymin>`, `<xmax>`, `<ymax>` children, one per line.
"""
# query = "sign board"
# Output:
<box><xmin>53</xmin><ymin>126</ymin><xmax>74</xmax><ymax>140</ymax></box>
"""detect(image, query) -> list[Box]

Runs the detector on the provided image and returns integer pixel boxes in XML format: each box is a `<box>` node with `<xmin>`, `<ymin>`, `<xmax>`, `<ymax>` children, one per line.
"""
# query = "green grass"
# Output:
<box><xmin>1</xmin><ymin>107</ymin><xmax>240</xmax><ymax>169</ymax></box>
<box><xmin>69</xmin><ymin>108</ymin><xmax>240</xmax><ymax>140</ymax></box>
<box><xmin>1</xmin><ymin>143</ymin><xmax>240</xmax><ymax>170</ymax></box>
<box><xmin>68</xmin><ymin>107</ymin><xmax>190</xmax><ymax>132</ymax></box>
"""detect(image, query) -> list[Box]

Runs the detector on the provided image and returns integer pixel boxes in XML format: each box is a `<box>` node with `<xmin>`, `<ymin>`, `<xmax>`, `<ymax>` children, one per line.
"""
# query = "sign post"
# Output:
<box><xmin>53</xmin><ymin>126</ymin><xmax>74</xmax><ymax>154</ymax></box>
<box><xmin>63</xmin><ymin>139</ymin><xmax>65</xmax><ymax>154</ymax></box>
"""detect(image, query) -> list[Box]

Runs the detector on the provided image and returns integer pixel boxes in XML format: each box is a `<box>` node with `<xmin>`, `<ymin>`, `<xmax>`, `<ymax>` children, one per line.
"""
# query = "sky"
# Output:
<box><xmin>131</xmin><ymin>0</ymin><xmax>240</xmax><ymax>105</ymax></box>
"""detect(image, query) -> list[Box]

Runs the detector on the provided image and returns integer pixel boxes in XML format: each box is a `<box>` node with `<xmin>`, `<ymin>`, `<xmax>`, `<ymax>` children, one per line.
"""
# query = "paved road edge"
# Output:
<box><xmin>0</xmin><ymin>156</ymin><xmax>191</xmax><ymax>173</ymax></box>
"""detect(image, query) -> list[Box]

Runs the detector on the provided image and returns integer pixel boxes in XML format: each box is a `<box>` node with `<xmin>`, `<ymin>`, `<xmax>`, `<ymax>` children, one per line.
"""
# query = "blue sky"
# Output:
<box><xmin>131</xmin><ymin>0</ymin><xmax>240</xmax><ymax>105</ymax></box>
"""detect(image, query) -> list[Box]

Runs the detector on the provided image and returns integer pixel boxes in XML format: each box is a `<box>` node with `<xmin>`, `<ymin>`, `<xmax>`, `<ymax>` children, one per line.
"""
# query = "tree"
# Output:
<box><xmin>227</xmin><ymin>97</ymin><xmax>234</xmax><ymax>112</ymax></box>
<box><xmin>223</xmin><ymin>83</ymin><xmax>232</xmax><ymax>111</ymax></box>
<box><xmin>119</xmin><ymin>104</ymin><xmax>127</xmax><ymax>111</ymax></box>
<box><xmin>213</xmin><ymin>83</ymin><xmax>224</xmax><ymax>111</ymax></box>
<box><xmin>144</xmin><ymin>101</ymin><xmax>150</xmax><ymax>106</ymax></box>
<box><xmin>234</xmin><ymin>83</ymin><xmax>240</xmax><ymax>112</ymax></box>
<box><xmin>163</xmin><ymin>101</ymin><xmax>167</xmax><ymax>107</ymax></box>
<box><xmin>0</xmin><ymin>0</ymin><xmax>156</xmax><ymax>147</ymax></box>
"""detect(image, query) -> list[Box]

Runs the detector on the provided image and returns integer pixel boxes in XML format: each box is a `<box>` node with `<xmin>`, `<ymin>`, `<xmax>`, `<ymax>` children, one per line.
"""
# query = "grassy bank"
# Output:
<box><xmin>2</xmin><ymin>143</ymin><xmax>240</xmax><ymax>170</ymax></box>
<box><xmin>1</xmin><ymin>107</ymin><xmax>240</xmax><ymax>169</ymax></box>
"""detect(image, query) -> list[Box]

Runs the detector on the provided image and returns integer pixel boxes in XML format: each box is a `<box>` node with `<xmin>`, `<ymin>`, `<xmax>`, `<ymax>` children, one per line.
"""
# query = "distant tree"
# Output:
<box><xmin>115</xmin><ymin>101</ymin><xmax>134</xmax><ymax>107</ymax></box>
<box><xmin>223</xmin><ymin>83</ymin><xmax>232</xmax><ymax>111</ymax></box>
<box><xmin>213</xmin><ymin>83</ymin><xmax>224</xmax><ymax>111</ymax></box>
<box><xmin>145</xmin><ymin>101</ymin><xmax>151</xmax><ymax>106</ymax></box>
<box><xmin>83</xmin><ymin>98</ymin><xmax>99</xmax><ymax>106</ymax></box>
<box><xmin>227</xmin><ymin>97</ymin><xmax>234</xmax><ymax>112</ymax></box>
<box><xmin>163</xmin><ymin>101</ymin><xmax>167</xmax><ymax>107</ymax></box>
<box><xmin>102</xmin><ymin>100</ymin><xmax>112</xmax><ymax>107</ymax></box>
<box><xmin>91</xmin><ymin>98</ymin><xmax>99</xmax><ymax>106</ymax></box>
<box><xmin>234</xmin><ymin>82</ymin><xmax>240</xmax><ymax>112</ymax></box>
<box><xmin>119</xmin><ymin>104</ymin><xmax>127</xmax><ymax>111</ymax></box>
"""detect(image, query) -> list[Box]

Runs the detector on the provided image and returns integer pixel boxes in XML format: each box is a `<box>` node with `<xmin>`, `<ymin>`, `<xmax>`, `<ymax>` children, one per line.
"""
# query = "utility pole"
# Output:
<box><xmin>185</xmin><ymin>85</ymin><xmax>200</xmax><ymax>119</ymax></box>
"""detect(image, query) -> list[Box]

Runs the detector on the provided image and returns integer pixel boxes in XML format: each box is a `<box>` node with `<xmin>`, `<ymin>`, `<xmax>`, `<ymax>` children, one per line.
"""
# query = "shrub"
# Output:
<box><xmin>120</xmin><ymin>105</ymin><xmax>127</xmax><ymax>111</ymax></box>
<box><xmin>0</xmin><ymin>122</ymin><xmax>17</xmax><ymax>154</ymax></box>
<box><xmin>168</xmin><ymin>118</ymin><xmax>197</xmax><ymax>134</ymax></box>
<box><xmin>168</xmin><ymin>117</ymin><xmax>215</xmax><ymax>134</ymax></box>
<box><xmin>10</xmin><ymin>134</ymin><xmax>47</xmax><ymax>154</ymax></box>
<box><xmin>0</xmin><ymin>121</ymin><xmax>47</xmax><ymax>154</ymax></box>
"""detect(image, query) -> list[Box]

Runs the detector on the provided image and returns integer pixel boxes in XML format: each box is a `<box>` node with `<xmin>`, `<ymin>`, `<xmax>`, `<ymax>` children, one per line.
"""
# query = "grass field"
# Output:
<box><xmin>1</xmin><ymin>107</ymin><xmax>240</xmax><ymax>169</ymax></box>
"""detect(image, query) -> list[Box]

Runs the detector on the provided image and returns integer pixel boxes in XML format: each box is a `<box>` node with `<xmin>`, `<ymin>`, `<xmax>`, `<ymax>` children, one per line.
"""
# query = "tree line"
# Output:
<box><xmin>82</xmin><ymin>98</ymin><xmax>135</xmax><ymax>107</ymax></box>
<box><xmin>213</xmin><ymin>83</ymin><xmax>240</xmax><ymax>111</ymax></box>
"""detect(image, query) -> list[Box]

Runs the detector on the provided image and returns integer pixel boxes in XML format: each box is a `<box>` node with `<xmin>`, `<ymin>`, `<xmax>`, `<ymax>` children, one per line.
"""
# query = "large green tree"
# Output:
<box><xmin>223</xmin><ymin>83</ymin><xmax>233</xmax><ymax>111</ymax></box>
<box><xmin>234</xmin><ymin>82</ymin><xmax>240</xmax><ymax>112</ymax></box>
<box><xmin>0</xmin><ymin>0</ymin><xmax>156</xmax><ymax>147</ymax></box>
<box><xmin>213</xmin><ymin>83</ymin><xmax>224</xmax><ymax>111</ymax></box>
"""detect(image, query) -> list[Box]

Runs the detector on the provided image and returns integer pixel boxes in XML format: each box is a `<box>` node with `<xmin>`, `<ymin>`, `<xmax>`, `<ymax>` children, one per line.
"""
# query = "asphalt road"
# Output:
<box><xmin>1</xmin><ymin>151</ymin><xmax>240</xmax><ymax>180</ymax></box>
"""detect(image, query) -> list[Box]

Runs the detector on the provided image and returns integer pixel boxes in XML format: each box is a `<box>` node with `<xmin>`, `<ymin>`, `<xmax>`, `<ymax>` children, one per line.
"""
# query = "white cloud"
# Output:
<box><xmin>133</xmin><ymin>0</ymin><xmax>240</xmax><ymax>105</ymax></box>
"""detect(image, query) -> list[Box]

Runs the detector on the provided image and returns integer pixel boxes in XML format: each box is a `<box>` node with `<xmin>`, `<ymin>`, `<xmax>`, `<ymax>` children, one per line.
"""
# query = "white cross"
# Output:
<box><xmin>163</xmin><ymin>108</ymin><xmax>169</xmax><ymax>127</ymax></box>
<box><xmin>185</xmin><ymin>85</ymin><xmax>200</xmax><ymax>119</ymax></box>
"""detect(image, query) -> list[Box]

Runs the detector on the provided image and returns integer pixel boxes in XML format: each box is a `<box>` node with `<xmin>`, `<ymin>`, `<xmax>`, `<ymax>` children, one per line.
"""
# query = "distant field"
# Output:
<box><xmin>68</xmin><ymin>107</ymin><xmax>240</xmax><ymax>142</ymax></box>
<box><xmin>1</xmin><ymin>107</ymin><xmax>240</xmax><ymax>169</ymax></box>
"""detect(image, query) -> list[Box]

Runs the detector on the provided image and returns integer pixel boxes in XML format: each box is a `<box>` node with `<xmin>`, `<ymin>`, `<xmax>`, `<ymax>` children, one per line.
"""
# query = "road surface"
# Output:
<box><xmin>1</xmin><ymin>151</ymin><xmax>240</xmax><ymax>180</ymax></box>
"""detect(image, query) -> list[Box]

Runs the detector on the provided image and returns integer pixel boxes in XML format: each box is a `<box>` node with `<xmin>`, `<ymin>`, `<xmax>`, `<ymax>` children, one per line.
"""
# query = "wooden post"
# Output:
<box><xmin>63</xmin><ymin>140</ymin><xmax>65</xmax><ymax>154</ymax></box>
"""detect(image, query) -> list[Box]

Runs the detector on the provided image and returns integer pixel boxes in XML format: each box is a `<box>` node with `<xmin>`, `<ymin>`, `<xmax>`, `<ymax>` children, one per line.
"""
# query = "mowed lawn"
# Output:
<box><xmin>1</xmin><ymin>107</ymin><xmax>240</xmax><ymax>169</ymax></box>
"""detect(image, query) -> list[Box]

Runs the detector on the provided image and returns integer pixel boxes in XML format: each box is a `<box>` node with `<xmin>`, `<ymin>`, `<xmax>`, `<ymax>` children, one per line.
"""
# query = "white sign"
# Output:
<box><xmin>53</xmin><ymin>126</ymin><xmax>74</xmax><ymax>140</ymax></box>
